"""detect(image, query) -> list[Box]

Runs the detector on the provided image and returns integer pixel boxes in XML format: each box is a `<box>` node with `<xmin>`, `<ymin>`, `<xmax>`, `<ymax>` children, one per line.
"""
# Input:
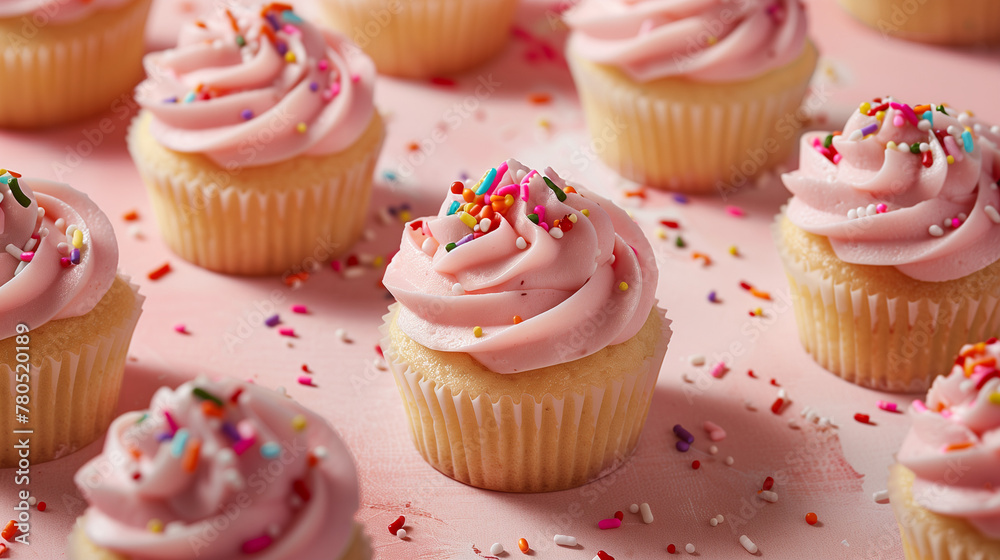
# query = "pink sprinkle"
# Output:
<box><xmin>703</xmin><ymin>421</ymin><xmax>727</xmax><ymax>441</ymax></box>
<box><xmin>725</xmin><ymin>205</ymin><xmax>745</xmax><ymax>217</ymax></box>
<box><xmin>330</xmin><ymin>82</ymin><xmax>341</xmax><ymax>96</ymax></box>
<box><xmin>163</xmin><ymin>410</ymin><xmax>179</xmax><ymax>434</ymax></box>
<box><xmin>889</xmin><ymin>102</ymin><xmax>919</xmax><ymax>126</ymax></box>
<box><xmin>539</xmin><ymin>222</ymin><xmax>549</xmax><ymax>232</ymax></box>
<box><xmin>351</xmin><ymin>73</ymin><xmax>360</xmax><ymax>83</ymax></box>
<box><xmin>297</xmin><ymin>376</ymin><xmax>316</xmax><ymax>387</ymax></box>
<box><xmin>710</xmin><ymin>362</ymin><xmax>728</xmax><ymax>378</ymax></box>
<box><xmin>19</xmin><ymin>252</ymin><xmax>33</xmax><ymax>262</ymax></box>
<box><xmin>944</xmin><ymin>136</ymin><xmax>964</xmax><ymax>161</ymax></box>
<box><xmin>331</xmin><ymin>261</ymin><xmax>342</xmax><ymax>272</ymax></box>
<box><xmin>232</xmin><ymin>437</ymin><xmax>255</xmax><ymax>456</ymax></box>
<box><xmin>487</xmin><ymin>161</ymin><xmax>509</xmax><ymax>196</ymax></box>
<box><xmin>318</xmin><ymin>60</ymin><xmax>329</xmax><ymax>71</ymax></box>
<box><xmin>598</xmin><ymin>518</ymin><xmax>622</xmax><ymax>530</ymax></box>
<box><xmin>242</xmin><ymin>535</ymin><xmax>273</xmax><ymax>554</ymax></box>
<box><xmin>494</xmin><ymin>184</ymin><xmax>519</xmax><ymax>197</ymax></box>
<box><xmin>279</xmin><ymin>328</ymin><xmax>296</xmax><ymax>337</ymax></box>
<box><xmin>832</xmin><ymin>154</ymin><xmax>843</xmax><ymax>164</ymax></box>
<box><xmin>534</xmin><ymin>205</ymin><xmax>546</xmax><ymax>223</ymax></box>
<box><xmin>876</xmin><ymin>203</ymin><xmax>887</xmax><ymax>214</ymax></box>
<box><xmin>283</xmin><ymin>24</ymin><xmax>298</xmax><ymax>34</ymax></box>
<box><xmin>291</xmin><ymin>305</ymin><xmax>308</xmax><ymax>314</ymax></box>
<box><xmin>912</xmin><ymin>400</ymin><xmax>928</xmax><ymax>413</ymax></box>
<box><xmin>951</xmin><ymin>218</ymin><xmax>961</xmax><ymax>228</ymax></box>
<box><xmin>893</xmin><ymin>115</ymin><xmax>904</xmax><ymax>127</ymax></box>
<box><xmin>173</xmin><ymin>324</ymin><xmax>188</xmax><ymax>334</ymax></box>
<box><xmin>877</xmin><ymin>400</ymin><xmax>899</xmax><ymax>413</ymax></box>
<box><xmin>941</xmin><ymin>409</ymin><xmax>954</xmax><ymax>418</ymax></box>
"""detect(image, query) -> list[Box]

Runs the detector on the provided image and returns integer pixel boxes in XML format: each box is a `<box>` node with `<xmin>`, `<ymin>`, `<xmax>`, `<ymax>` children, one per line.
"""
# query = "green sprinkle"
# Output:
<box><xmin>192</xmin><ymin>387</ymin><xmax>223</xmax><ymax>407</ymax></box>
<box><xmin>8</xmin><ymin>178</ymin><xmax>31</xmax><ymax>208</ymax></box>
<box><xmin>527</xmin><ymin>213</ymin><xmax>539</xmax><ymax>224</ymax></box>
<box><xmin>543</xmin><ymin>176</ymin><xmax>567</xmax><ymax>202</ymax></box>
<box><xmin>236</xmin><ymin>35</ymin><xmax>246</xmax><ymax>47</ymax></box>
<box><xmin>675</xmin><ymin>235</ymin><xmax>686</xmax><ymax>248</ymax></box>
<box><xmin>823</xmin><ymin>134</ymin><xmax>834</xmax><ymax>149</ymax></box>
<box><xmin>445</xmin><ymin>242</ymin><xmax>457</xmax><ymax>252</ymax></box>
<box><xmin>910</xmin><ymin>143</ymin><xmax>921</xmax><ymax>154</ymax></box>
<box><xmin>937</xmin><ymin>105</ymin><xmax>948</xmax><ymax>114</ymax></box>
<box><xmin>136</xmin><ymin>413</ymin><xmax>148</xmax><ymax>425</ymax></box>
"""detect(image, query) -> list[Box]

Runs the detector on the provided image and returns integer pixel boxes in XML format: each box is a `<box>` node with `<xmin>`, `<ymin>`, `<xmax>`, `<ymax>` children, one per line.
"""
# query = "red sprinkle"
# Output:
<box><xmin>147</xmin><ymin>263</ymin><xmax>172</xmax><ymax>280</ymax></box>
<box><xmin>597</xmin><ymin>552</ymin><xmax>615</xmax><ymax>560</ymax></box>
<box><xmin>123</xmin><ymin>210</ymin><xmax>139</xmax><ymax>221</ymax></box>
<box><xmin>770</xmin><ymin>378</ymin><xmax>780</xmax><ymax>386</ymax></box>
<box><xmin>667</xmin><ymin>544</ymin><xmax>677</xmax><ymax>554</ymax></box>
<box><xmin>692</xmin><ymin>460</ymin><xmax>701</xmax><ymax>470</ymax></box>
<box><xmin>36</xmin><ymin>502</ymin><xmax>45</xmax><ymax>512</ymax></box>
<box><xmin>659</xmin><ymin>220</ymin><xmax>680</xmax><ymax>229</ymax></box>
<box><xmin>771</xmin><ymin>397</ymin><xmax>785</xmax><ymax>414</ymax></box>
<box><xmin>388</xmin><ymin>515</ymin><xmax>405</xmax><ymax>535</ymax></box>
<box><xmin>739</xmin><ymin>281</ymin><xmax>753</xmax><ymax>290</ymax></box>
<box><xmin>614</xmin><ymin>510</ymin><xmax>624</xmax><ymax>521</ymax></box>
<box><xmin>747</xmin><ymin>369</ymin><xmax>757</xmax><ymax>378</ymax></box>
<box><xmin>430</xmin><ymin>76</ymin><xmax>456</xmax><ymax>87</ymax></box>
<box><xmin>762</xmin><ymin>476</ymin><xmax>775</xmax><ymax>491</ymax></box>
<box><xmin>292</xmin><ymin>479</ymin><xmax>311</xmax><ymax>503</ymax></box>
<box><xmin>854</xmin><ymin>413</ymin><xmax>871</xmax><ymax>424</ymax></box>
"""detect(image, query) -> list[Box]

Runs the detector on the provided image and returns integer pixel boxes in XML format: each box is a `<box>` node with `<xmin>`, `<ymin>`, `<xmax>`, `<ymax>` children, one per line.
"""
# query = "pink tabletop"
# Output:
<box><xmin>2</xmin><ymin>1</ymin><xmax>999</xmax><ymax>559</ymax></box>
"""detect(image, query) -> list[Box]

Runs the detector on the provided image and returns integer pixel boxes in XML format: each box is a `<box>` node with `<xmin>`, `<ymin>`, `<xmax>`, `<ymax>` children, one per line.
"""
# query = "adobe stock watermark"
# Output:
<box><xmin>874</xmin><ymin>0</ymin><xmax>930</xmax><ymax>39</ymax></box>
<box><xmin>568</xmin><ymin>115</ymin><xmax>628</xmax><ymax>173</ymax></box>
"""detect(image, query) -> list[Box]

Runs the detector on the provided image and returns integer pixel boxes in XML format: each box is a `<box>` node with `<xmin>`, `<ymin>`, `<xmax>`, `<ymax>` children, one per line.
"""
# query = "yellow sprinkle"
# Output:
<box><xmin>582</xmin><ymin>209</ymin><xmax>590</xmax><ymax>217</ymax></box>
<box><xmin>538</xmin><ymin>119</ymin><xmax>550</xmax><ymax>129</ymax></box>
<box><xmin>656</xmin><ymin>229</ymin><xmax>667</xmax><ymax>240</ymax></box>
<box><xmin>458</xmin><ymin>211</ymin><xmax>477</xmax><ymax>229</ymax></box>
<box><xmin>292</xmin><ymin>414</ymin><xmax>307</xmax><ymax>432</ymax></box>
<box><xmin>707</xmin><ymin>36</ymin><xmax>717</xmax><ymax>45</ymax></box>
<box><xmin>504</xmin><ymin>194</ymin><xmax>514</xmax><ymax>207</ymax></box>
<box><xmin>567</xmin><ymin>213</ymin><xmax>578</xmax><ymax>223</ymax></box>
<box><xmin>72</xmin><ymin>229</ymin><xmax>84</xmax><ymax>249</ymax></box>
<box><xmin>148</xmin><ymin>519</ymin><xmax>164</xmax><ymax>533</ymax></box>
<box><xmin>296</xmin><ymin>122</ymin><xmax>307</xmax><ymax>133</ymax></box>
<box><xmin>859</xmin><ymin>102</ymin><xmax>871</xmax><ymax>114</ymax></box>
<box><xmin>990</xmin><ymin>392</ymin><xmax>1000</xmax><ymax>405</ymax></box>
<box><xmin>876</xmin><ymin>110</ymin><xmax>885</xmax><ymax>122</ymax></box>
<box><xmin>886</xmin><ymin>141</ymin><xmax>897</xmax><ymax>151</ymax></box>
<box><xmin>399</xmin><ymin>210</ymin><xmax>411</xmax><ymax>222</ymax></box>
<box><xmin>947</xmin><ymin>155</ymin><xmax>955</xmax><ymax>165</ymax></box>
<box><xmin>728</xmin><ymin>246</ymin><xmax>739</xmax><ymax>256</ymax></box>
<box><xmin>473</xmin><ymin>326</ymin><xmax>483</xmax><ymax>338</ymax></box>
<box><xmin>754</xmin><ymin>307</ymin><xmax>763</xmax><ymax>316</ymax></box>
<box><xmin>285</xmin><ymin>52</ymin><xmax>297</xmax><ymax>63</ymax></box>
<box><xmin>372</xmin><ymin>256</ymin><xmax>385</xmax><ymax>268</ymax></box>
<box><xmin>618</xmin><ymin>282</ymin><xmax>628</xmax><ymax>292</ymax></box>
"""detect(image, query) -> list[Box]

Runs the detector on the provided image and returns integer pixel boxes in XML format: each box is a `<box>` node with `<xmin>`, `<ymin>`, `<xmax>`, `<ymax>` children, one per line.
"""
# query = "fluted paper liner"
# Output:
<box><xmin>68</xmin><ymin>518</ymin><xmax>371</xmax><ymax>560</ymax></box>
<box><xmin>0</xmin><ymin>0</ymin><xmax>151</xmax><ymax>128</ymax></box>
<box><xmin>381</xmin><ymin>303</ymin><xmax>671</xmax><ymax>493</ymax></box>
<box><xmin>774</xmin><ymin>213</ymin><xmax>1000</xmax><ymax>393</ymax></box>
<box><xmin>838</xmin><ymin>0</ymin><xmax>1000</xmax><ymax>46</ymax></box>
<box><xmin>887</xmin><ymin>464</ymin><xmax>1000</xmax><ymax>560</ymax></box>
<box><xmin>1</xmin><ymin>275</ymin><xmax>144</xmax><ymax>468</ymax></box>
<box><xmin>567</xmin><ymin>41</ymin><xmax>818</xmax><ymax>194</ymax></box>
<box><xmin>318</xmin><ymin>0</ymin><xmax>517</xmax><ymax>78</ymax></box>
<box><xmin>129</xmin><ymin>112</ymin><xmax>385</xmax><ymax>276</ymax></box>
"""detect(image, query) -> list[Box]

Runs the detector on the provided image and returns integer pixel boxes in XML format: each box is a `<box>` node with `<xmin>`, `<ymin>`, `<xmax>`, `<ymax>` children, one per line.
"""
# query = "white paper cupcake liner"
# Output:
<box><xmin>0</xmin><ymin>0</ymin><xmax>151</xmax><ymax>128</ymax></box>
<box><xmin>0</xmin><ymin>275</ymin><xmax>144</xmax><ymax>468</ymax></box>
<box><xmin>380</xmin><ymin>303</ymin><xmax>670</xmax><ymax>493</ymax></box>
<box><xmin>319</xmin><ymin>0</ymin><xmax>518</xmax><ymax>78</ymax></box>
<box><xmin>774</xmin><ymin>215</ymin><xmax>1000</xmax><ymax>393</ymax></box>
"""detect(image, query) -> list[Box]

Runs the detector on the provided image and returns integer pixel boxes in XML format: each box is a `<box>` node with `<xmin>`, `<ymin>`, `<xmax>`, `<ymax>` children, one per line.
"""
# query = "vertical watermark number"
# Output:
<box><xmin>10</xmin><ymin>322</ymin><xmax>32</xmax><ymax>545</ymax></box>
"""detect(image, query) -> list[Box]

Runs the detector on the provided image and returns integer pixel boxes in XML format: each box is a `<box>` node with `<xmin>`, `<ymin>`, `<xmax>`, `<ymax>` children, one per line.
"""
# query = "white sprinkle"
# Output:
<box><xmin>128</xmin><ymin>224</ymin><xmax>143</xmax><ymax>239</ymax></box>
<box><xmin>452</xmin><ymin>283</ymin><xmax>465</xmax><ymax>295</ymax></box>
<box><xmin>27</xmin><ymin>497</ymin><xmax>36</xmax><ymax>506</ymax></box>
<box><xmin>343</xmin><ymin>267</ymin><xmax>365</xmax><ymax>279</ymax></box>
<box><xmin>866</xmin><ymin>204</ymin><xmax>877</xmax><ymax>216</ymax></box>
<box><xmin>842</xmin><ymin>539</ymin><xmax>850</xmax><ymax>547</ymax></box>
<box><xmin>856</xmin><ymin>206</ymin><xmax>867</xmax><ymax>218</ymax></box>
<box><xmin>992</xmin><ymin>125</ymin><xmax>1000</xmax><ymax>135</ymax></box>
<box><xmin>267</xmin><ymin>524</ymin><xmax>281</xmax><ymax>537</ymax></box>
<box><xmin>744</xmin><ymin>400</ymin><xmax>757</xmax><ymax>411</ymax></box>
<box><xmin>373</xmin><ymin>357</ymin><xmax>388</xmax><ymax>371</ymax></box>
<box><xmin>956</xmin><ymin>136</ymin><xmax>965</xmax><ymax>148</ymax></box>
<box><xmin>739</xmin><ymin>535</ymin><xmax>759</xmax><ymax>554</ymax></box>
<box><xmin>682</xmin><ymin>373</ymin><xmax>694</xmax><ymax>384</ymax></box>
<box><xmin>725</xmin><ymin>456</ymin><xmax>735</xmax><ymax>466</ymax></box>
<box><xmin>848</xmin><ymin>129</ymin><xmax>863</xmax><ymax>141</ymax></box>
<box><xmin>421</xmin><ymin>237</ymin><xmax>437</xmax><ymax>255</ymax></box>
<box><xmin>515</xmin><ymin>237</ymin><xmax>527</xmax><ymax>250</ymax></box>
<box><xmin>847</xmin><ymin>208</ymin><xmax>858</xmax><ymax>220</ymax></box>
<box><xmin>396</xmin><ymin>529</ymin><xmax>407</xmax><ymax>539</ymax></box>
<box><xmin>629</xmin><ymin>503</ymin><xmax>639</xmax><ymax>514</ymax></box>
<box><xmin>958</xmin><ymin>113</ymin><xmax>971</xmax><ymax>126</ymax></box>
<box><xmin>56</xmin><ymin>242</ymin><xmax>70</xmax><ymax>256</ymax></box>
<box><xmin>66</xmin><ymin>224</ymin><xmax>78</xmax><ymax>239</ymax></box>
<box><xmin>709</xmin><ymin>518</ymin><xmax>718</xmax><ymax>527</ymax></box>
<box><xmin>716</xmin><ymin>514</ymin><xmax>725</xmax><ymax>523</ymax></box>
<box><xmin>549</xmin><ymin>227</ymin><xmax>564</xmax><ymax>239</ymax></box>
<box><xmin>929</xmin><ymin>225</ymin><xmax>944</xmax><ymax>237</ymax></box>
<box><xmin>686</xmin><ymin>543</ymin><xmax>696</xmax><ymax>554</ymax></box>
<box><xmin>788</xmin><ymin>420</ymin><xmax>800</xmax><ymax>429</ymax></box>
<box><xmin>689</xmin><ymin>355</ymin><xmax>706</xmax><ymax>366</ymax></box>
<box><xmin>640</xmin><ymin>502</ymin><xmax>654</xmax><ymax>524</ymax></box>
<box><xmin>553</xmin><ymin>534</ymin><xmax>577</xmax><ymax>547</ymax></box>
<box><xmin>777</xmin><ymin>388</ymin><xmax>787</xmax><ymax>399</ymax></box>
<box><xmin>480</xmin><ymin>218</ymin><xmax>492</xmax><ymax>233</ymax></box>
<box><xmin>985</xmin><ymin>205</ymin><xmax>1000</xmax><ymax>224</ymax></box>
<box><xmin>335</xmin><ymin>328</ymin><xmax>349</xmax><ymax>342</ymax></box>
<box><xmin>948</xmin><ymin>125</ymin><xmax>961</xmax><ymax>136</ymax></box>
<box><xmin>873</xmin><ymin>490</ymin><xmax>890</xmax><ymax>504</ymax></box>
<box><xmin>54</xmin><ymin>218</ymin><xmax>66</xmax><ymax>232</ymax></box>
<box><xmin>490</xmin><ymin>543</ymin><xmax>504</xmax><ymax>555</ymax></box>
<box><xmin>709</xmin><ymin>445</ymin><xmax>719</xmax><ymax>455</ymax></box>
<box><xmin>363</xmin><ymin>229</ymin><xmax>376</xmax><ymax>242</ymax></box>
<box><xmin>919</xmin><ymin>142</ymin><xmax>930</xmax><ymax>152</ymax></box>
<box><xmin>313</xmin><ymin>446</ymin><xmax>328</xmax><ymax>459</ymax></box>
<box><xmin>945</xmin><ymin>217</ymin><xmax>954</xmax><ymax>227</ymax></box>
<box><xmin>759</xmin><ymin>490</ymin><xmax>778</xmax><ymax>503</ymax></box>
<box><xmin>897</xmin><ymin>142</ymin><xmax>910</xmax><ymax>153</ymax></box>
<box><xmin>918</xmin><ymin>120</ymin><xmax>931</xmax><ymax>131</ymax></box>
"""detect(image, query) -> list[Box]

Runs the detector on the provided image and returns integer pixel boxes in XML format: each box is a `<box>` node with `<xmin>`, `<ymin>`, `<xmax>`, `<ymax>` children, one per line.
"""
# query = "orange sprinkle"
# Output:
<box><xmin>224</xmin><ymin>8</ymin><xmax>240</xmax><ymax>31</ymax></box>
<box><xmin>750</xmin><ymin>287</ymin><xmax>772</xmax><ymax>300</ymax></box>
<box><xmin>513</xmin><ymin>315</ymin><xmax>522</xmax><ymax>324</ymax></box>
<box><xmin>123</xmin><ymin>210</ymin><xmax>139</xmax><ymax>221</ymax></box>
<box><xmin>128</xmin><ymin>447</ymin><xmax>142</xmax><ymax>459</ymax></box>
<box><xmin>261</xmin><ymin>2</ymin><xmax>295</xmax><ymax>16</ymax></box>
<box><xmin>195</xmin><ymin>20</ymin><xmax>207</xmax><ymax>28</ymax></box>
<box><xmin>284</xmin><ymin>272</ymin><xmax>309</xmax><ymax>286</ymax></box>
<box><xmin>914</xmin><ymin>104</ymin><xmax>931</xmax><ymax>113</ymax></box>
<box><xmin>961</xmin><ymin>342</ymin><xmax>987</xmax><ymax>358</ymax></box>
<box><xmin>2</xmin><ymin>520</ymin><xmax>17</xmax><ymax>541</ymax></box>
<box><xmin>201</xmin><ymin>401</ymin><xmax>225</xmax><ymax>418</ymax></box>
<box><xmin>564</xmin><ymin>186</ymin><xmax>577</xmax><ymax>194</ymax></box>
<box><xmin>624</xmin><ymin>189</ymin><xmax>647</xmax><ymax>199</ymax></box>
<box><xmin>692</xmin><ymin>252</ymin><xmax>712</xmax><ymax>266</ymax></box>
<box><xmin>528</xmin><ymin>92</ymin><xmax>552</xmax><ymax>104</ymax></box>
<box><xmin>518</xmin><ymin>538</ymin><xmax>530</xmax><ymax>553</ymax></box>
<box><xmin>183</xmin><ymin>439</ymin><xmax>201</xmax><ymax>473</ymax></box>
<box><xmin>945</xmin><ymin>441</ymin><xmax>975</xmax><ymax>452</ymax></box>
<box><xmin>259</xmin><ymin>24</ymin><xmax>278</xmax><ymax>46</ymax></box>
<box><xmin>407</xmin><ymin>142</ymin><xmax>420</xmax><ymax>152</ymax></box>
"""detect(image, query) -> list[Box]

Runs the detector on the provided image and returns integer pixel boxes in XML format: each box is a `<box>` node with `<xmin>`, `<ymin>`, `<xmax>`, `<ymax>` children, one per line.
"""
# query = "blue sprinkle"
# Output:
<box><xmin>171</xmin><ymin>429</ymin><xmax>189</xmax><ymax>458</ymax></box>
<box><xmin>0</xmin><ymin>176</ymin><xmax>8</xmax><ymax>185</ymax></box>
<box><xmin>281</xmin><ymin>10</ymin><xmax>303</xmax><ymax>24</ymax></box>
<box><xmin>963</xmin><ymin>130</ymin><xmax>974</xmax><ymax>153</ymax></box>
<box><xmin>260</xmin><ymin>442</ymin><xmax>281</xmax><ymax>459</ymax></box>
<box><xmin>476</xmin><ymin>168</ymin><xmax>497</xmax><ymax>196</ymax></box>
<box><xmin>265</xmin><ymin>314</ymin><xmax>280</xmax><ymax>327</ymax></box>
<box><xmin>383</xmin><ymin>170</ymin><xmax>398</xmax><ymax>182</ymax></box>
<box><xmin>183</xmin><ymin>92</ymin><xmax>196</xmax><ymax>104</ymax></box>
<box><xmin>447</xmin><ymin>201</ymin><xmax>460</xmax><ymax>215</ymax></box>
<box><xmin>921</xmin><ymin>110</ymin><xmax>933</xmax><ymax>126</ymax></box>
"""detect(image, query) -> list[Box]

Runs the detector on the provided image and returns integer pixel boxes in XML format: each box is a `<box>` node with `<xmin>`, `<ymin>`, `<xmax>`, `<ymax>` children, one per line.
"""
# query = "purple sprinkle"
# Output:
<box><xmin>265</xmin><ymin>13</ymin><xmax>281</xmax><ymax>30</ymax></box>
<box><xmin>163</xmin><ymin>96</ymin><xmax>179</xmax><ymax>104</ymax></box>
<box><xmin>156</xmin><ymin>432</ymin><xmax>173</xmax><ymax>442</ymax></box>
<box><xmin>673</xmin><ymin>424</ymin><xmax>694</xmax><ymax>444</ymax></box>
<box><xmin>309</xmin><ymin>82</ymin><xmax>319</xmax><ymax>92</ymax></box>
<box><xmin>265</xmin><ymin>314</ymin><xmax>280</xmax><ymax>327</ymax></box>
<box><xmin>275</xmin><ymin>42</ymin><xmax>288</xmax><ymax>56</ymax></box>
<box><xmin>708</xmin><ymin>291</ymin><xmax>718</xmax><ymax>303</ymax></box>
<box><xmin>70</xmin><ymin>248</ymin><xmax>81</xmax><ymax>264</ymax></box>
<box><xmin>673</xmin><ymin>194</ymin><xmax>689</xmax><ymax>204</ymax></box>
<box><xmin>455</xmin><ymin>233</ymin><xmax>475</xmax><ymax>247</ymax></box>
<box><xmin>676</xmin><ymin>440</ymin><xmax>690</xmax><ymax>452</ymax></box>
<box><xmin>860</xmin><ymin>122</ymin><xmax>879</xmax><ymax>136</ymax></box>
<box><xmin>241</xmin><ymin>109</ymin><xmax>254</xmax><ymax>120</ymax></box>
<box><xmin>459</xmin><ymin>172</ymin><xmax>470</xmax><ymax>181</ymax></box>
<box><xmin>221</xmin><ymin>422</ymin><xmax>241</xmax><ymax>442</ymax></box>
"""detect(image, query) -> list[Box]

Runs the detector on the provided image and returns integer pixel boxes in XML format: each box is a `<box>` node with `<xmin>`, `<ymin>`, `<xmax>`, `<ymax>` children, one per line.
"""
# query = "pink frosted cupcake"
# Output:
<box><xmin>888</xmin><ymin>339</ymin><xmax>1000</xmax><ymax>559</ymax></box>
<box><xmin>69</xmin><ymin>377</ymin><xmax>369</xmax><ymax>560</ymax></box>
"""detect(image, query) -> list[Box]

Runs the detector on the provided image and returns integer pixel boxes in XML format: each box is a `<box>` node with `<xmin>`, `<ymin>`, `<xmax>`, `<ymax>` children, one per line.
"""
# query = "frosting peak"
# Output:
<box><xmin>135</xmin><ymin>3</ymin><xmax>376</xmax><ymax>167</ymax></box>
<box><xmin>784</xmin><ymin>98</ymin><xmax>1000</xmax><ymax>282</ymax></box>
<box><xmin>564</xmin><ymin>0</ymin><xmax>809</xmax><ymax>83</ymax></box>
<box><xmin>0</xmin><ymin>173</ymin><xmax>118</xmax><ymax>340</ymax></box>
<box><xmin>382</xmin><ymin>159</ymin><xmax>658</xmax><ymax>374</ymax></box>
<box><xmin>898</xmin><ymin>339</ymin><xmax>1000</xmax><ymax>539</ymax></box>
<box><xmin>75</xmin><ymin>378</ymin><xmax>359</xmax><ymax>560</ymax></box>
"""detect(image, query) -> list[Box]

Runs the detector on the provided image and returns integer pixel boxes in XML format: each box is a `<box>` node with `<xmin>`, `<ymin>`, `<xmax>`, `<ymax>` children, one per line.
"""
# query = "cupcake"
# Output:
<box><xmin>838</xmin><ymin>0</ymin><xmax>1000</xmax><ymax>46</ymax></box>
<box><xmin>381</xmin><ymin>159</ymin><xmax>670</xmax><ymax>492</ymax></box>
<box><xmin>887</xmin><ymin>339</ymin><xmax>1000</xmax><ymax>559</ymax></box>
<box><xmin>0</xmin><ymin>170</ymin><xmax>143</xmax><ymax>468</ymax></box>
<box><xmin>564</xmin><ymin>0</ymin><xmax>818</xmax><ymax>194</ymax></box>
<box><xmin>777</xmin><ymin>97</ymin><xmax>1000</xmax><ymax>392</ymax></box>
<box><xmin>128</xmin><ymin>3</ymin><xmax>385</xmax><ymax>276</ymax></box>
<box><xmin>0</xmin><ymin>0</ymin><xmax>152</xmax><ymax>128</ymax></box>
<box><xmin>317</xmin><ymin>0</ymin><xmax>519</xmax><ymax>78</ymax></box>
<box><xmin>69</xmin><ymin>377</ymin><xmax>369</xmax><ymax>560</ymax></box>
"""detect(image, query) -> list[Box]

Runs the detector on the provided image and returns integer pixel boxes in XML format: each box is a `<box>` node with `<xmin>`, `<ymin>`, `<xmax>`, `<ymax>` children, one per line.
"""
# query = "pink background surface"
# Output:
<box><xmin>2</xmin><ymin>0</ymin><xmax>999</xmax><ymax>558</ymax></box>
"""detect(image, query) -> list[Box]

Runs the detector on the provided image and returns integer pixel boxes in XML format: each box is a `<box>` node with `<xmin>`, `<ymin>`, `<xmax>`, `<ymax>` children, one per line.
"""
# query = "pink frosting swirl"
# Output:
<box><xmin>0</xmin><ymin>174</ymin><xmax>118</xmax><ymax>340</ymax></box>
<box><xmin>897</xmin><ymin>339</ymin><xmax>1000</xmax><ymax>539</ymax></box>
<box><xmin>564</xmin><ymin>0</ymin><xmax>809</xmax><ymax>83</ymax></box>
<box><xmin>0</xmin><ymin>0</ymin><xmax>132</xmax><ymax>24</ymax></box>
<box><xmin>74</xmin><ymin>378</ymin><xmax>360</xmax><ymax>560</ymax></box>
<box><xmin>784</xmin><ymin>98</ymin><xmax>1000</xmax><ymax>282</ymax></box>
<box><xmin>382</xmin><ymin>159</ymin><xmax>658</xmax><ymax>374</ymax></box>
<box><xmin>135</xmin><ymin>4</ymin><xmax>376</xmax><ymax>167</ymax></box>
